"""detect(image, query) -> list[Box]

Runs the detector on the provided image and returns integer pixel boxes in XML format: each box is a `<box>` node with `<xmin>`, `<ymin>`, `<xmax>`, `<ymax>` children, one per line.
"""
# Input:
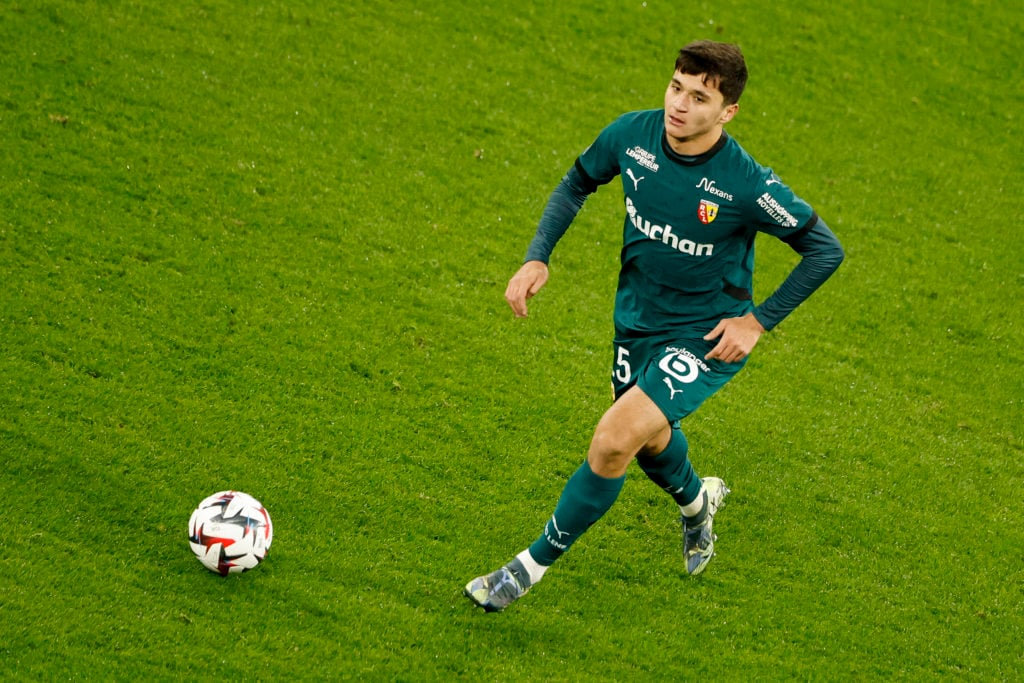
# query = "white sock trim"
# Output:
<box><xmin>679</xmin><ymin>485</ymin><xmax>707</xmax><ymax>518</ymax></box>
<box><xmin>516</xmin><ymin>549</ymin><xmax>549</xmax><ymax>585</ymax></box>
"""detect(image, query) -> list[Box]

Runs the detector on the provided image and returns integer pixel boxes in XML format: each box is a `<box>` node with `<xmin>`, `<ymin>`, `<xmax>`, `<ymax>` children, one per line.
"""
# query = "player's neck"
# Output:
<box><xmin>664</xmin><ymin>126</ymin><xmax>724</xmax><ymax>157</ymax></box>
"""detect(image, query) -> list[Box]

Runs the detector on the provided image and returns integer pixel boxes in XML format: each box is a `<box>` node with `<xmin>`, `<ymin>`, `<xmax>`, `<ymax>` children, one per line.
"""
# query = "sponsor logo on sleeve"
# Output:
<box><xmin>756</xmin><ymin>192</ymin><xmax>799</xmax><ymax>227</ymax></box>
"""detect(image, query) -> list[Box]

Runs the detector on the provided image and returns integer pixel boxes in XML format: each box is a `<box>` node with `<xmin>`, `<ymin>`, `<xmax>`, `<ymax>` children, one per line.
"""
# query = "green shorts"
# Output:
<box><xmin>610</xmin><ymin>334</ymin><xmax>746</xmax><ymax>424</ymax></box>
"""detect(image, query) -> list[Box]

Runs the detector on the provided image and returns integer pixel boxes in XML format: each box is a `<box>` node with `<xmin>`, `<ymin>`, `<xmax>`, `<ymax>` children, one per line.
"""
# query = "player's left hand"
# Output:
<box><xmin>703</xmin><ymin>313</ymin><xmax>765</xmax><ymax>363</ymax></box>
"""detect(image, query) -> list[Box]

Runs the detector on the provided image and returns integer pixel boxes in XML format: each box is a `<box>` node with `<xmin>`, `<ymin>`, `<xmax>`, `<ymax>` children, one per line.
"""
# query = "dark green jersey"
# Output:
<box><xmin>575</xmin><ymin>109</ymin><xmax>818</xmax><ymax>338</ymax></box>
<box><xmin>524</xmin><ymin>109</ymin><xmax>844</xmax><ymax>340</ymax></box>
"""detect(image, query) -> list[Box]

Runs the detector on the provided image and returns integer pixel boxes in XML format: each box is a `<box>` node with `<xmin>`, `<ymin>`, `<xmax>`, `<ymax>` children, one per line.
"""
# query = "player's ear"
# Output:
<box><xmin>719</xmin><ymin>103</ymin><xmax>739</xmax><ymax>125</ymax></box>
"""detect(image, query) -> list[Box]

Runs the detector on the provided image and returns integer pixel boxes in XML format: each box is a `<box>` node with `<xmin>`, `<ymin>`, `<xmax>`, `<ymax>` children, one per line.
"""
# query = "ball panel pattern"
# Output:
<box><xmin>188</xmin><ymin>491</ymin><xmax>273</xmax><ymax>575</ymax></box>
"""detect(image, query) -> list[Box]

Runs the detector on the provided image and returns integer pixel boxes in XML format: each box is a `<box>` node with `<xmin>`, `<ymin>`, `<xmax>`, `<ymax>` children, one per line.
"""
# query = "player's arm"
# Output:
<box><xmin>505</xmin><ymin>163</ymin><xmax>597</xmax><ymax>317</ymax></box>
<box><xmin>752</xmin><ymin>216</ymin><xmax>845</xmax><ymax>330</ymax></box>
<box><xmin>705</xmin><ymin>217</ymin><xmax>843</xmax><ymax>362</ymax></box>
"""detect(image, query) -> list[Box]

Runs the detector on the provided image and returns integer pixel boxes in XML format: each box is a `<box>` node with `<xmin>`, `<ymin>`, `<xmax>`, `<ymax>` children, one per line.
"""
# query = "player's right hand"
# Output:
<box><xmin>505</xmin><ymin>260</ymin><xmax>549</xmax><ymax>318</ymax></box>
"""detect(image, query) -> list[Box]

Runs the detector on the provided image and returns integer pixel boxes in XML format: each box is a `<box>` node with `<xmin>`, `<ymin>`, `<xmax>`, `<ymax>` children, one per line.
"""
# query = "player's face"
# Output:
<box><xmin>663</xmin><ymin>71</ymin><xmax>738</xmax><ymax>153</ymax></box>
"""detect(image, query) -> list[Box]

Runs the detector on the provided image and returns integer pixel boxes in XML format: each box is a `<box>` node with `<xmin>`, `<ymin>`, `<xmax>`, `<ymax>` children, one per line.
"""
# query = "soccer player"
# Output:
<box><xmin>465</xmin><ymin>41</ymin><xmax>844</xmax><ymax>611</ymax></box>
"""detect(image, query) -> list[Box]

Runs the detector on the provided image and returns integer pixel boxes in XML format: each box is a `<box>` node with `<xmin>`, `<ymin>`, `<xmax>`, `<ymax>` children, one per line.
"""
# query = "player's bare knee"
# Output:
<box><xmin>587</xmin><ymin>428</ymin><xmax>639</xmax><ymax>476</ymax></box>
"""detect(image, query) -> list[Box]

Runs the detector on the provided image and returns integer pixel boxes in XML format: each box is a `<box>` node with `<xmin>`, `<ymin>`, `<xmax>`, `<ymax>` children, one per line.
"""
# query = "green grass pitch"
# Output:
<box><xmin>1</xmin><ymin>0</ymin><xmax>1021</xmax><ymax>679</ymax></box>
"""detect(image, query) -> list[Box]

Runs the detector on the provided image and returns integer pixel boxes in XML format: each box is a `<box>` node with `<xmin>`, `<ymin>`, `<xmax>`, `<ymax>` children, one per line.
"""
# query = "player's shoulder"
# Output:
<box><xmin>719</xmin><ymin>134</ymin><xmax>816</xmax><ymax>228</ymax></box>
<box><xmin>718</xmin><ymin>134</ymin><xmax>788</xmax><ymax>196</ymax></box>
<box><xmin>605</xmin><ymin>109</ymin><xmax>663</xmax><ymax>134</ymax></box>
<box><xmin>581</xmin><ymin>110</ymin><xmax>661</xmax><ymax>179</ymax></box>
<box><xmin>589</xmin><ymin>109</ymin><xmax>663</xmax><ymax>161</ymax></box>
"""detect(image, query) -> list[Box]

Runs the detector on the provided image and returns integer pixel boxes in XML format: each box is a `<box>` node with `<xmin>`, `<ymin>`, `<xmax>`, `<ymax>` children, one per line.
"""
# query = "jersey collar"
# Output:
<box><xmin>660</xmin><ymin>131</ymin><xmax>729</xmax><ymax>166</ymax></box>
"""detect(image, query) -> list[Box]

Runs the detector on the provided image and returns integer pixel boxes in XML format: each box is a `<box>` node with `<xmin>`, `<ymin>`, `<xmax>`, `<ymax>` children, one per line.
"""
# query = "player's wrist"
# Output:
<box><xmin>749</xmin><ymin>311</ymin><xmax>769</xmax><ymax>332</ymax></box>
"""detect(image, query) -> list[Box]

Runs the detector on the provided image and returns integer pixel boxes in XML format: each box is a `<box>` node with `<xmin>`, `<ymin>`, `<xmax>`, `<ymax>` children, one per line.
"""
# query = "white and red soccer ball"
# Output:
<box><xmin>188</xmin><ymin>491</ymin><xmax>273</xmax><ymax>576</ymax></box>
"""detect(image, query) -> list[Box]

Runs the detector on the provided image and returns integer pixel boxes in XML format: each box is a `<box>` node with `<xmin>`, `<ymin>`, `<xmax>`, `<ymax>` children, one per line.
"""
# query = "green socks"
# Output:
<box><xmin>528</xmin><ymin>461</ymin><xmax>625</xmax><ymax>566</ymax></box>
<box><xmin>635</xmin><ymin>428</ymin><xmax>704</xmax><ymax>511</ymax></box>
<box><xmin>524</xmin><ymin>431</ymin><xmax>703</xmax><ymax>571</ymax></box>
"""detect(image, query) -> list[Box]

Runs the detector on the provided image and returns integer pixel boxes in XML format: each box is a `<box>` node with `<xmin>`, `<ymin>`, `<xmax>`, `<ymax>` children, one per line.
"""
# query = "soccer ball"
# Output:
<box><xmin>188</xmin><ymin>490</ymin><xmax>273</xmax><ymax>576</ymax></box>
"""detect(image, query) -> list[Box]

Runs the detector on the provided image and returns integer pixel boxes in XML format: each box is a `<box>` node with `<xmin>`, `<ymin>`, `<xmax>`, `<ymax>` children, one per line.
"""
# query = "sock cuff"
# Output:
<box><xmin>519</xmin><ymin>548</ymin><xmax>550</xmax><ymax>583</ymax></box>
<box><xmin>681</xmin><ymin>489</ymin><xmax>708</xmax><ymax>523</ymax></box>
<box><xmin>579</xmin><ymin>460</ymin><xmax>627</xmax><ymax>491</ymax></box>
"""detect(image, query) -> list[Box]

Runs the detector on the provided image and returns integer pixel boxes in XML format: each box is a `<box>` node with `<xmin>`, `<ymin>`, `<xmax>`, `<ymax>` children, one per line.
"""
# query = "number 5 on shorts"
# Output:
<box><xmin>614</xmin><ymin>346</ymin><xmax>631</xmax><ymax>384</ymax></box>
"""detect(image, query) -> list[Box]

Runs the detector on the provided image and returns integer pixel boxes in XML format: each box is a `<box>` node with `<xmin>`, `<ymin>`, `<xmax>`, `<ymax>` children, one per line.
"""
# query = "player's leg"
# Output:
<box><xmin>632</xmin><ymin>341</ymin><xmax>745</xmax><ymax>574</ymax></box>
<box><xmin>636</xmin><ymin>428</ymin><xmax>704</xmax><ymax>518</ymax></box>
<box><xmin>464</xmin><ymin>386</ymin><xmax>668</xmax><ymax>612</ymax></box>
<box><xmin>604</xmin><ymin>336</ymin><xmax>706</xmax><ymax>513</ymax></box>
<box><xmin>514</xmin><ymin>387</ymin><xmax>670</xmax><ymax>576</ymax></box>
<box><xmin>637</xmin><ymin>428</ymin><xmax>731</xmax><ymax>574</ymax></box>
<box><xmin>587</xmin><ymin>383</ymin><xmax>672</xmax><ymax>477</ymax></box>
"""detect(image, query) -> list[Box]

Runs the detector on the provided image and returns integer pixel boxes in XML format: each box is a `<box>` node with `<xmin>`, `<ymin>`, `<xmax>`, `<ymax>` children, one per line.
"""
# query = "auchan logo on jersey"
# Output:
<box><xmin>626</xmin><ymin>197</ymin><xmax>714</xmax><ymax>257</ymax></box>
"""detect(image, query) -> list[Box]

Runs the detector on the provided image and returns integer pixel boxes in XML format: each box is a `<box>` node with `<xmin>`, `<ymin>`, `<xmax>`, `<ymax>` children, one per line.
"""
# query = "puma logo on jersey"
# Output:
<box><xmin>626</xmin><ymin>168</ymin><xmax>645</xmax><ymax>190</ymax></box>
